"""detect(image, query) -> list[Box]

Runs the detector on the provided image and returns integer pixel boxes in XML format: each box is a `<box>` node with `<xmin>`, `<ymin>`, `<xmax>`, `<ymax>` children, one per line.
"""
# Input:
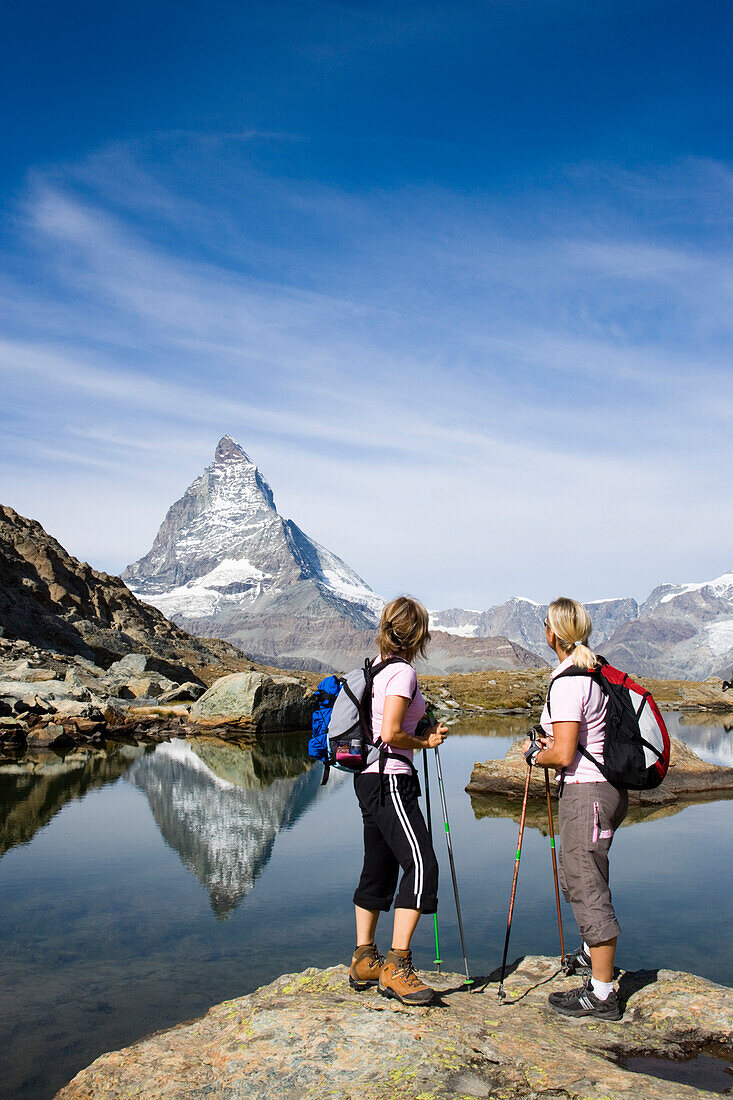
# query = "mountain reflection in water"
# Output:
<box><xmin>0</xmin><ymin>744</ymin><xmax>148</xmax><ymax>858</ymax></box>
<box><xmin>126</xmin><ymin>734</ymin><xmax>325</xmax><ymax>918</ymax></box>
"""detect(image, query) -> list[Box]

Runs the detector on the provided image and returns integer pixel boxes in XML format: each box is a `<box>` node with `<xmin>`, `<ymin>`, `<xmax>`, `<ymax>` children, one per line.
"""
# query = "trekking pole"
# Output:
<box><xmin>422</xmin><ymin>749</ymin><xmax>442</xmax><ymax>972</ymax></box>
<box><xmin>544</xmin><ymin>767</ymin><xmax>565</xmax><ymax>970</ymax></box>
<box><xmin>434</xmin><ymin>745</ymin><xmax>473</xmax><ymax>986</ymax></box>
<box><xmin>497</xmin><ymin>762</ymin><xmax>533</xmax><ymax>1001</ymax></box>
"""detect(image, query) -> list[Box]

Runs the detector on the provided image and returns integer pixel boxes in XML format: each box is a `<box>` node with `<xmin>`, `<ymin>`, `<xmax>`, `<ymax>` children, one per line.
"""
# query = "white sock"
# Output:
<box><xmin>591</xmin><ymin>977</ymin><xmax>614</xmax><ymax>1001</ymax></box>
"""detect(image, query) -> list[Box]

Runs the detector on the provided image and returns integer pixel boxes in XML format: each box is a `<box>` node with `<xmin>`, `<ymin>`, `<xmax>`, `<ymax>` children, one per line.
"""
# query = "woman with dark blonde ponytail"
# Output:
<box><xmin>522</xmin><ymin>597</ymin><xmax>627</xmax><ymax>1022</ymax></box>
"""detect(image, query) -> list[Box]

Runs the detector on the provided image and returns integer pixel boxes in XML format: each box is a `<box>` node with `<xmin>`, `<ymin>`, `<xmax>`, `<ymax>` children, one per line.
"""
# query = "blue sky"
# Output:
<box><xmin>1</xmin><ymin>0</ymin><xmax>731</xmax><ymax>609</ymax></box>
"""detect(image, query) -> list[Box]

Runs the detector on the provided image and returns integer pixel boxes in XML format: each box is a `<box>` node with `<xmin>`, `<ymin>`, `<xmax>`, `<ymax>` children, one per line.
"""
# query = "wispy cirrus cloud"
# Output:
<box><xmin>1</xmin><ymin>138</ymin><xmax>731</xmax><ymax>605</ymax></box>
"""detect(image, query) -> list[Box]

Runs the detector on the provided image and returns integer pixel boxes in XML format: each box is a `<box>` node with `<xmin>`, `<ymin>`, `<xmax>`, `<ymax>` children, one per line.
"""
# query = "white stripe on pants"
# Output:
<box><xmin>389</xmin><ymin>775</ymin><xmax>423</xmax><ymax>908</ymax></box>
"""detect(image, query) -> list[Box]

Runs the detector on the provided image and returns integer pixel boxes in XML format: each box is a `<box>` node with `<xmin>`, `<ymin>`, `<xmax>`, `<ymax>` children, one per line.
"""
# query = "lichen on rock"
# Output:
<box><xmin>56</xmin><ymin>955</ymin><xmax>733</xmax><ymax>1099</ymax></box>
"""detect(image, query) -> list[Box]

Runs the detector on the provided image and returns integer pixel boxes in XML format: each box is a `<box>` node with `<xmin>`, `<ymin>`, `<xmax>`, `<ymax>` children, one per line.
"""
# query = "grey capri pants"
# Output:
<box><xmin>557</xmin><ymin>781</ymin><xmax>628</xmax><ymax>946</ymax></box>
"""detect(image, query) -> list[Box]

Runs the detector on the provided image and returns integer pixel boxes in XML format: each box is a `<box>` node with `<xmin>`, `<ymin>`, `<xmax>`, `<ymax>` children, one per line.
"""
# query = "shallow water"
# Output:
<box><xmin>0</xmin><ymin>713</ymin><xmax>732</xmax><ymax>1099</ymax></box>
<box><xmin>622</xmin><ymin>1049</ymin><xmax>733</xmax><ymax>1094</ymax></box>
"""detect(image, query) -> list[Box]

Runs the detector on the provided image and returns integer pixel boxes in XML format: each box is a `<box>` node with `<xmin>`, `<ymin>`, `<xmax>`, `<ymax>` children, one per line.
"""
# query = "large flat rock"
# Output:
<box><xmin>56</xmin><ymin>956</ymin><xmax>733</xmax><ymax>1099</ymax></box>
<box><xmin>188</xmin><ymin>671</ymin><xmax>314</xmax><ymax>732</ymax></box>
<box><xmin>466</xmin><ymin>736</ymin><xmax>733</xmax><ymax>805</ymax></box>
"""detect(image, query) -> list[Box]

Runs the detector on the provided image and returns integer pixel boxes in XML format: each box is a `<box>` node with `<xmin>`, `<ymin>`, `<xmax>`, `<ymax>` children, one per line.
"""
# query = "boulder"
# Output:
<box><xmin>189</xmin><ymin>672</ymin><xmax>314</xmax><ymax>732</ymax></box>
<box><xmin>106</xmin><ymin>654</ymin><xmax>149</xmax><ymax>678</ymax></box>
<box><xmin>26</xmin><ymin>722</ymin><xmax>70</xmax><ymax>747</ymax></box>
<box><xmin>156</xmin><ymin>682</ymin><xmax>205</xmax><ymax>704</ymax></box>
<box><xmin>113</xmin><ymin>676</ymin><xmax>174</xmax><ymax>700</ymax></box>
<box><xmin>56</xmin><ymin>956</ymin><xmax>733</xmax><ymax>1100</ymax></box>
<box><xmin>104</xmin><ymin>653</ymin><xmax>201</xmax><ymax>687</ymax></box>
<box><xmin>48</xmin><ymin>699</ymin><xmax>108</xmax><ymax>721</ymax></box>
<box><xmin>466</xmin><ymin>736</ymin><xmax>733</xmax><ymax>805</ymax></box>
<box><xmin>6</xmin><ymin>661</ymin><xmax>57</xmax><ymax>682</ymax></box>
<box><xmin>72</xmin><ymin>656</ymin><xmax>107</xmax><ymax>677</ymax></box>
<box><xmin>99</xmin><ymin>701</ymin><xmax>128</xmax><ymax>727</ymax></box>
<box><xmin>0</xmin><ymin>679</ymin><xmax>91</xmax><ymax>704</ymax></box>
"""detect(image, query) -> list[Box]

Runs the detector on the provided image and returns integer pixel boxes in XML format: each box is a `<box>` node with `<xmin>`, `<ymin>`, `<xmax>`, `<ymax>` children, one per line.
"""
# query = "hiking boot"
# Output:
<box><xmin>349</xmin><ymin>944</ymin><xmax>384</xmax><ymax>991</ymax></box>
<box><xmin>564</xmin><ymin>944</ymin><xmax>592</xmax><ymax>976</ymax></box>
<box><xmin>378</xmin><ymin>949</ymin><xmax>435</xmax><ymax>1006</ymax></box>
<box><xmin>548</xmin><ymin>979</ymin><xmax>622</xmax><ymax>1021</ymax></box>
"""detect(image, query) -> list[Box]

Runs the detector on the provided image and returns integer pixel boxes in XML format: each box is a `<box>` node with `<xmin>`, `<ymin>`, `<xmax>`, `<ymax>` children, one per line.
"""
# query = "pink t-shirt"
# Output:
<box><xmin>364</xmin><ymin>658</ymin><xmax>426</xmax><ymax>776</ymax></box>
<box><xmin>540</xmin><ymin>656</ymin><xmax>607</xmax><ymax>783</ymax></box>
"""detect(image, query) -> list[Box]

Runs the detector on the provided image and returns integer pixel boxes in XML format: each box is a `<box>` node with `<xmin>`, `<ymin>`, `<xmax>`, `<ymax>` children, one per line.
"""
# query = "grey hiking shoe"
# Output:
<box><xmin>564</xmin><ymin>944</ymin><xmax>592</xmax><ymax>976</ymax></box>
<box><xmin>549</xmin><ymin>979</ymin><xmax>622</xmax><ymax>1021</ymax></box>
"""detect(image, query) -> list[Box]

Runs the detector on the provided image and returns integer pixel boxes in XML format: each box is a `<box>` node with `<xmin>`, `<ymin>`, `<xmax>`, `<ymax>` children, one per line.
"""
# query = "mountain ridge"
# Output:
<box><xmin>430</xmin><ymin>572</ymin><xmax>733</xmax><ymax>680</ymax></box>
<box><xmin>123</xmin><ymin>437</ymin><xmax>546</xmax><ymax>675</ymax></box>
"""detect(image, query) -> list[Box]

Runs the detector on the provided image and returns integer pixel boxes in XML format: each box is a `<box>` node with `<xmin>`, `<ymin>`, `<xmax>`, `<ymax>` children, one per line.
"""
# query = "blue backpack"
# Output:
<box><xmin>307</xmin><ymin>658</ymin><xmax>415</xmax><ymax>786</ymax></box>
<box><xmin>308</xmin><ymin>674</ymin><xmax>343</xmax><ymax>783</ymax></box>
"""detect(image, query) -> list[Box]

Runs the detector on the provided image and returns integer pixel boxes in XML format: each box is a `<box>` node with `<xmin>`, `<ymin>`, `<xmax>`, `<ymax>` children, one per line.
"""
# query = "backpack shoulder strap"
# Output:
<box><xmin>546</xmin><ymin>664</ymin><xmax>605</xmax><ymax>718</ymax></box>
<box><xmin>370</xmin><ymin>655</ymin><xmax>411</xmax><ymax>677</ymax></box>
<box><xmin>546</xmin><ymin>664</ymin><xmax>608</xmax><ymax>782</ymax></box>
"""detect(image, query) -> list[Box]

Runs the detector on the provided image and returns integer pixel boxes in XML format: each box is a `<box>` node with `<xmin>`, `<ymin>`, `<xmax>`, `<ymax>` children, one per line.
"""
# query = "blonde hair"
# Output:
<box><xmin>547</xmin><ymin>597</ymin><xmax>598</xmax><ymax>670</ymax></box>
<box><xmin>377</xmin><ymin>596</ymin><xmax>431</xmax><ymax>664</ymax></box>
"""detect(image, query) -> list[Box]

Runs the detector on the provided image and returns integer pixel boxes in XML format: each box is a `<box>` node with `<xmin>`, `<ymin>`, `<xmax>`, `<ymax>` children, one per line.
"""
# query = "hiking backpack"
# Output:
<box><xmin>307</xmin><ymin>657</ymin><xmax>415</xmax><ymax>785</ymax></box>
<box><xmin>546</xmin><ymin>655</ymin><xmax>670</xmax><ymax>791</ymax></box>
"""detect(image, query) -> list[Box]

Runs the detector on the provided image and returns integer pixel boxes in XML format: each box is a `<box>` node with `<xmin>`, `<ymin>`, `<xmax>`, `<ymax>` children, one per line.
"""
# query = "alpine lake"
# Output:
<box><xmin>1</xmin><ymin>711</ymin><xmax>732</xmax><ymax>1099</ymax></box>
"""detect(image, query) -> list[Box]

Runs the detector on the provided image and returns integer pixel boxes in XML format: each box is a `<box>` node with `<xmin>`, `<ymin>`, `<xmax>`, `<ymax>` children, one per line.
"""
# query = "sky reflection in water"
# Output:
<box><xmin>0</xmin><ymin>713</ymin><xmax>731</xmax><ymax>1099</ymax></box>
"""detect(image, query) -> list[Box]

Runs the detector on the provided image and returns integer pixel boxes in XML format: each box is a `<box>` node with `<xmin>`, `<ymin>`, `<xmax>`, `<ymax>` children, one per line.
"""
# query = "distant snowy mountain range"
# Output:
<box><xmin>124</xmin><ymin>436</ymin><xmax>733</xmax><ymax>680</ymax></box>
<box><xmin>431</xmin><ymin>575</ymin><xmax>733</xmax><ymax>681</ymax></box>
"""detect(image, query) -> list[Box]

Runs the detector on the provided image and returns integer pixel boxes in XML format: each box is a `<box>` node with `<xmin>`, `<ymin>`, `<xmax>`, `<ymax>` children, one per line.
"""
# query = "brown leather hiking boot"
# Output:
<box><xmin>378</xmin><ymin>949</ymin><xmax>435</xmax><ymax>1006</ymax></box>
<box><xmin>349</xmin><ymin>944</ymin><xmax>384</xmax><ymax>991</ymax></box>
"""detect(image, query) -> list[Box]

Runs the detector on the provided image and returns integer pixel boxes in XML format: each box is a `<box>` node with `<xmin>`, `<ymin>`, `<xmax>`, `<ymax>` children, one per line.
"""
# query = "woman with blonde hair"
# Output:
<box><xmin>348</xmin><ymin>595</ymin><xmax>448</xmax><ymax>1006</ymax></box>
<box><xmin>522</xmin><ymin>596</ymin><xmax>627</xmax><ymax>1021</ymax></box>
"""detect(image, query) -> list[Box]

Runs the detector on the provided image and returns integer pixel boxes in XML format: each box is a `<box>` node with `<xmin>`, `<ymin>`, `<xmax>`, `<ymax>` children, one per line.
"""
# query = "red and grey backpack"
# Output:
<box><xmin>546</xmin><ymin>655</ymin><xmax>670</xmax><ymax>791</ymax></box>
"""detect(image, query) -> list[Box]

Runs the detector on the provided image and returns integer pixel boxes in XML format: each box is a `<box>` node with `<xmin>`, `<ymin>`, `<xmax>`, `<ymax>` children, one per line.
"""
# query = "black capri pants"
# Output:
<box><xmin>353</xmin><ymin>772</ymin><xmax>439</xmax><ymax>914</ymax></box>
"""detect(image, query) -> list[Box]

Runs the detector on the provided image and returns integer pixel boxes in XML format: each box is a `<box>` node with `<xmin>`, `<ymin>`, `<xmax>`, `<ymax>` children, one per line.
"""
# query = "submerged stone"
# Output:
<box><xmin>466</xmin><ymin>736</ymin><xmax>733</xmax><ymax>805</ymax></box>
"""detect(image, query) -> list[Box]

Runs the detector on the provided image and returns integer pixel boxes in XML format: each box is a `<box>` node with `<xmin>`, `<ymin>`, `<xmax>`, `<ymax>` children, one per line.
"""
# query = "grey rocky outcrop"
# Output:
<box><xmin>56</xmin><ymin>956</ymin><xmax>733</xmax><ymax>1099</ymax></box>
<box><xmin>188</xmin><ymin>671</ymin><xmax>314</xmax><ymax>732</ymax></box>
<box><xmin>0</xmin><ymin>503</ymin><xmax>241</xmax><ymax>673</ymax></box>
<box><xmin>466</xmin><ymin>736</ymin><xmax>733</xmax><ymax>805</ymax></box>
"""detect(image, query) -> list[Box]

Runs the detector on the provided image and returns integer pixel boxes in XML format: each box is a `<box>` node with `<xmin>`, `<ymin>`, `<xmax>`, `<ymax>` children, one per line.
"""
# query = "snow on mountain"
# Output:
<box><xmin>603</xmin><ymin>568</ymin><xmax>733</xmax><ymax>680</ymax></box>
<box><xmin>652</xmin><ymin>571</ymin><xmax>733</xmax><ymax>608</ymax></box>
<box><xmin>123</xmin><ymin>435</ymin><xmax>383</xmax><ymax>630</ymax></box>
<box><xmin>705</xmin><ymin>619</ymin><xmax>733</xmax><ymax>658</ymax></box>
<box><xmin>122</xmin><ymin>434</ymin><xmax>731</xmax><ymax>680</ymax></box>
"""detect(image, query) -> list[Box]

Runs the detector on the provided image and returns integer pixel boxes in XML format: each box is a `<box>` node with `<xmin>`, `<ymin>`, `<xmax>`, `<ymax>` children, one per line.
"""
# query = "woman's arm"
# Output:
<box><xmin>525</xmin><ymin>722</ymin><xmax>579</xmax><ymax>768</ymax></box>
<box><xmin>381</xmin><ymin>694</ymin><xmax>447</xmax><ymax>749</ymax></box>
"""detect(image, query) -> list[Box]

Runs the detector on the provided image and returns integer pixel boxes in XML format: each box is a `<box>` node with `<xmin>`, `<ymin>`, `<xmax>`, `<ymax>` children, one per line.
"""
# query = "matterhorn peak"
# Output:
<box><xmin>123</xmin><ymin>437</ymin><xmax>383</xmax><ymax>652</ymax></box>
<box><xmin>215</xmin><ymin>435</ymin><xmax>251</xmax><ymax>465</ymax></box>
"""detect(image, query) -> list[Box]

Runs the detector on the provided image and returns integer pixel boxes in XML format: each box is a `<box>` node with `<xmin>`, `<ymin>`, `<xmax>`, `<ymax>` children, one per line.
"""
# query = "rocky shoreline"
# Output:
<box><xmin>2</xmin><ymin>634</ymin><xmax>732</xmax><ymax>761</ymax></box>
<box><xmin>0</xmin><ymin>635</ymin><xmax>317</xmax><ymax>756</ymax></box>
<box><xmin>56</xmin><ymin>955</ymin><xmax>733</xmax><ymax>1099</ymax></box>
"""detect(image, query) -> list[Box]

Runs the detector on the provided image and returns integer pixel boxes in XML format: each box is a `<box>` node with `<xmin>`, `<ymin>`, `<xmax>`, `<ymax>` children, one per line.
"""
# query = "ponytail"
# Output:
<box><xmin>547</xmin><ymin>597</ymin><xmax>598</xmax><ymax>670</ymax></box>
<box><xmin>570</xmin><ymin>640</ymin><xmax>598</xmax><ymax>670</ymax></box>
